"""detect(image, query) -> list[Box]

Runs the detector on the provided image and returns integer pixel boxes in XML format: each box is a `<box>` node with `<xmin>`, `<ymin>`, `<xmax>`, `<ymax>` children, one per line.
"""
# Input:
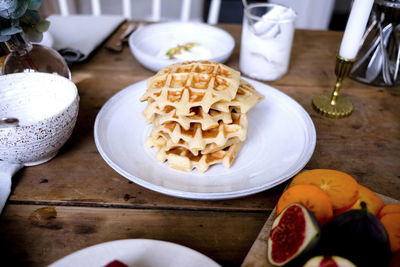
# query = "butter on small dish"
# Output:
<box><xmin>158</xmin><ymin>42</ymin><xmax>212</xmax><ymax>61</ymax></box>
<box><xmin>128</xmin><ymin>22</ymin><xmax>235</xmax><ymax>72</ymax></box>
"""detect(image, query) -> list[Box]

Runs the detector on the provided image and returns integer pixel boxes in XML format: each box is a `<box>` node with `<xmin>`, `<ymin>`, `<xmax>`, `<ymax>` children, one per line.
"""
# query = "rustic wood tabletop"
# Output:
<box><xmin>0</xmin><ymin>24</ymin><xmax>399</xmax><ymax>267</ymax></box>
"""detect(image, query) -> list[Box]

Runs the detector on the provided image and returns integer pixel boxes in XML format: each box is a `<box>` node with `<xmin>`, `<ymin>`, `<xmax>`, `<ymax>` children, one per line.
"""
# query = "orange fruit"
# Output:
<box><xmin>276</xmin><ymin>184</ymin><xmax>333</xmax><ymax>226</ymax></box>
<box><xmin>380</xmin><ymin>213</ymin><xmax>400</xmax><ymax>252</ymax></box>
<box><xmin>378</xmin><ymin>204</ymin><xmax>400</xmax><ymax>219</ymax></box>
<box><xmin>349</xmin><ymin>185</ymin><xmax>384</xmax><ymax>216</ymax></box>
<box><xmin>290</xmin><ymin>169</ymin><xmax>359</xmax><ymax>214</ymax></box>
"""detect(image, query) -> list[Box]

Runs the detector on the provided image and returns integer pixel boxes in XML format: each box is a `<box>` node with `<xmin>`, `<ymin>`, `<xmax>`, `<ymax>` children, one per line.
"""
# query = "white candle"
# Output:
<box><xmin>339</xmin><ymin>0</ymin><xmax>374</xmax><ymax>59</ymax></box>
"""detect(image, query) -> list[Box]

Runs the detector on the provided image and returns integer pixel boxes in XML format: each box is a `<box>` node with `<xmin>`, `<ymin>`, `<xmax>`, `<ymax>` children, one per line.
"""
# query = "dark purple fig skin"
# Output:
<box><xmin>318</xmin><ymin>202</ymin><xmax>391</xmax><ymax>267</ymax></box>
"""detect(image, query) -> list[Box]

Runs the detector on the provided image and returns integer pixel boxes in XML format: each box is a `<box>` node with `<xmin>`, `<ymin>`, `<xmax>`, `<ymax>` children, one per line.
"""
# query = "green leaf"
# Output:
<box><xmin>19</xmin><ymin>9</ymin><xmax>40</xmax><ymax>24</ymax></box>
<box><xmin>0</xmin><ymin>9</ymin><xmax>12</xmax><ymax>19</ymax></box>
<box><xmin>0</xmin><ymin>34</ymin><xmax>11</xmax><ymax>42</ymax></box>
<box><xmin>0</xmin><ymin>0</ymin><xmax>17</xmax><ymax>11</ymax></box>
<box><xmin>34</xmin><ymin>18</ymin><xmax>49</xmax><ymax>32</ymax></box>
<box><xmin>0</xmin><ymin>16</ymin><xmax>11</xmax><ymax>27</ymax></box>
<box><xmin>28</xmin><ymin>0</ymin><xmax>41</xmax><ymax>10</ymax></box>
<box><xmin>0</xmin><ymin>0</ymin><xmax>48</xmax><ymax>40</ymax></box>
<box><xmin>0</xmin><ymin>25</ymin><xmax>22</xmax><ymax>35</ymax></box>
<box><xmin>10</xmin><ymin>0</ymin><xmax>29</xmax><ymax>19</ymax></box>
<box><xmin>0</xmin><ymin>1</ymin><xmax>10</xmax><ymax>9</ymax></box>
<box><xmin>22</xmin><ymin>25</ymin><xmax>42</xmax><ymax>42</ymax></box>
<box><xmin>10</xmin><ymin>18</ymin><xmax>19</xmax><ymax>27</ymax></box>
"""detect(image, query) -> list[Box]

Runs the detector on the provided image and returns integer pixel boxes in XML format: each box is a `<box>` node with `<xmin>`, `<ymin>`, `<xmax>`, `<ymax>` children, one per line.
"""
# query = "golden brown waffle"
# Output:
<box><xmin>141</xmin><ymin>61</ymin><xmax>264</xmax><ymax>173</ymax></box>
<box><xmin>140</xmin><ymin>61</ymin><xmax>241</xmax><ymax>116</ymax></box>
<box><xmin>146</xmin><ymin>131</ymin><xmax>241</xmax><ymax>156</ymax></box>
<box><xmin>211</xmin><ymin>79</ymin><xmax>264</xmax><ymax>113</ymax></box>
<box><xmin>143</xmin><ymin>103</ymin><xmax>233</xmax><ymax>131</ymax></box>
<box><xmin>155</xmin><ymin>142</ymin><xmax>243</xmax><ymax>173</ymax></box>
<box><xmin>142</xmin><ymin>79</ymin><xmax>263</xmax><ymax>130</ymax></box>
<box><xmin>149</xmin><ymin>112</ymin><xmax>248</xmax><ymax>152</ymax></box>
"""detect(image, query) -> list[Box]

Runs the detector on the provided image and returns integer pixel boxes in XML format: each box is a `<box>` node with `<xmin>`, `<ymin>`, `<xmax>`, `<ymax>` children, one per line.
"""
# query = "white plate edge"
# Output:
<box><xmin>93</xmin><ymin>78</ymin><xmax>316</xmax><ymax>200</ymax></box>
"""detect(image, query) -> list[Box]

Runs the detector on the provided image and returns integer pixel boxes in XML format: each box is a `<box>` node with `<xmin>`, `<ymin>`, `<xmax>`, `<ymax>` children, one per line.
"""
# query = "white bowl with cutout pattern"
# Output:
<box><xmin>0</xmin><ymin>72</ymin><xmax>79</xmax><ymax>213</ymax></box>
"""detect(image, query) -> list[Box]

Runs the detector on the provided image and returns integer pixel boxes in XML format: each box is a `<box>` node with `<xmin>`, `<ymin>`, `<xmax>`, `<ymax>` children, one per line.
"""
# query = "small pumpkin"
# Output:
<box><xmin>318</xmin><ymin>202</ymin><xmax>392</xmax><ymax>267</ymax></box>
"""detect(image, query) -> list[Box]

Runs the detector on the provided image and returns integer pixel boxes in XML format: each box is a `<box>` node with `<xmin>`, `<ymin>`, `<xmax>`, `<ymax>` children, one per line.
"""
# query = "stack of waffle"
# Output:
<box><xmin>140</xmin><ymin>61</ymin><xmax>264</xmax><ymax>173</ymax></box>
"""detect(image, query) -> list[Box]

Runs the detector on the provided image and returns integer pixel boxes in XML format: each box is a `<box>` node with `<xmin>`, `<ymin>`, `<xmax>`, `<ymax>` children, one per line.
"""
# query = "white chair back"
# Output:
<box><xmin>56</xmin><ymin>0</ymin><xmax>221</xmax><ymax>24</ymax></box>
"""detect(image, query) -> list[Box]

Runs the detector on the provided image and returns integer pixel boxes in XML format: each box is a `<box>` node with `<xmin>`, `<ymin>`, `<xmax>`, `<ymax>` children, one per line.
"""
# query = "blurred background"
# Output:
<box><xmin>39</xmin><ymin>0</ymin><xmax>352</xmax><ymax>30</ymax></box>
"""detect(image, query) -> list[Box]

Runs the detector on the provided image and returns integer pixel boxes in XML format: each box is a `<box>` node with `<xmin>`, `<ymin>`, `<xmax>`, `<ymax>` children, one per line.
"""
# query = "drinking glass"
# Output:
<box><xmin>239</xmin><ymin>3</ymin><xmax>296</xmax><ymax>81</ymax></box>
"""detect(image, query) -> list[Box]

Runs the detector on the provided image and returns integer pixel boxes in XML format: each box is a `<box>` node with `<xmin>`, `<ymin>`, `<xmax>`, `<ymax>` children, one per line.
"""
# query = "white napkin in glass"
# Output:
<box><xmin>47</xmin><ymin>15</ymin><xmax>125</xmax><ymax>64</ymax></box>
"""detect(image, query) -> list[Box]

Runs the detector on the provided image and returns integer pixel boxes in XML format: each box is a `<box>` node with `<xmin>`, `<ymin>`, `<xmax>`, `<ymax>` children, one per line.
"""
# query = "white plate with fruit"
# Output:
<box><xmin>50</xmin><ymin>239</ymin><xmax>220</xmax><ymax>267</ymax></box>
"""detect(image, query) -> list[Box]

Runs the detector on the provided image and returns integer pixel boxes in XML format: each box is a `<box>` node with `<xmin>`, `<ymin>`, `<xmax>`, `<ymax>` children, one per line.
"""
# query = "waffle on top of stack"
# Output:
<box><xmin>141</xmin><ymin>61</ymin><xmax>264</xmax><ymax>173</ymax></box>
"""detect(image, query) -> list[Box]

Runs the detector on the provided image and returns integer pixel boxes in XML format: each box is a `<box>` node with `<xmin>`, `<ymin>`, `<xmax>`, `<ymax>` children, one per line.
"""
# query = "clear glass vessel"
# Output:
<box><xmin>239</xmin><ymin>3</ymin><xmax>296</xmax><ymax>81</ymax></box>
<box><xmin>350</xmin><ymin>0</ymin><xmax>400</xmax><ymax>86</ymax></box>
<box><xmin>2</xmin><ymin>33</ymin><xmax>70</xmax><ymax>79</ymax></box>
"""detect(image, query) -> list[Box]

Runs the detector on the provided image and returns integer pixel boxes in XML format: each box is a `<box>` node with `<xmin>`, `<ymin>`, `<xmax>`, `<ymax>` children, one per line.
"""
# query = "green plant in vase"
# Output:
<box><xmin>0</xmin><ymin>0</ymin><xmax>50</xmax><ymax>42</ymax></box>
<box><xmin>0</xmin><ymin>0</ymin><xmax>70</xmax><ymax>78</ymax></box>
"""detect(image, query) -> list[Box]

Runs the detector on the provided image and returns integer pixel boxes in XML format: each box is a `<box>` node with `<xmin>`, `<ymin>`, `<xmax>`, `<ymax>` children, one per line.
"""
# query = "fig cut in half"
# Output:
<box><xmin>303</xmin><ymin>255</ymin><xmax>356</xmax><ymax>267</ymax></box>
<box><xmin>267</xmin><ymin>203</ymin><xmax>320</xmax><ymax>266</ymax></box>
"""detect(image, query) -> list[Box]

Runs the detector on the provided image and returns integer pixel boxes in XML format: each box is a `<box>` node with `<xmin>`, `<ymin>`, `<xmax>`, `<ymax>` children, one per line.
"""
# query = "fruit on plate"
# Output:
<box><xmin>380</xmin><ymin>213</ymin><xmax>400</xmax><ymax>252</ymax></box>
<box><xmin>303</xmin><ymin>255</ymin><xmax>356</xmax><ymax>267</ymax></box>
<box><xmin>268</xmin><ymin>203</ymin><xmax>320</xmax><ymax>266</ymax></box>
<box><xmin>349</xmin><ymin>184</ymin><xmax>384</xmax><ymax>216</ymax></box>
<box><xmin>389</xmin><ymin>251</ymin><xmax>400</xmax><ymax>267</ymax></box>
<box><xmin>289</xmin><ymin>169</ymin><xmax>359</xmax><ymax>214</ymax></box>
<box><xmin>319</xmin><ymin>202</ymin><xmax>392</xmax><ymax>267</ymax></box>
<box><xmin>276</xmin><ymin>184</ymin><xmax>333</xmax><ymax>226</ymax></box>
<box><xmin>378</xmin><ymin>203</ymin><xmax>400</xmax><ymax>219</ymax></box>
<box><xmin>104</xmin><ymin>260</ymin><xmax>128</xmax><ymax>267</ymax></box>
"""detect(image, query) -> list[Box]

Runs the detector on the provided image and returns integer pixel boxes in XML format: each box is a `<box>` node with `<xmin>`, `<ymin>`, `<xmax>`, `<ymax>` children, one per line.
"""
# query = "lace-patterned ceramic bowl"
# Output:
<box><xmin>0</xmin><ymin>72</ymin><xmax>79</xmax><ymax>165</ymax></box>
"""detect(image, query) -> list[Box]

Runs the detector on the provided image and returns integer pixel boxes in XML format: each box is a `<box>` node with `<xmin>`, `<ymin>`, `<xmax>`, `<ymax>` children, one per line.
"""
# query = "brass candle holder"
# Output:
<box><xmin>312</xmin><ymin>55</ymin><xmax>355</xmax><ymax>118</ymax></box>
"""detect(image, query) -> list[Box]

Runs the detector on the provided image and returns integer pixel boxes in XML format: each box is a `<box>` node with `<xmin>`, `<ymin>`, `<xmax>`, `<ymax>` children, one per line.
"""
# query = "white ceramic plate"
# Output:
<box><xmin>128</xmin><ymin>22</ymin><xmax>235</xmax><ymax>72</ymax></box>
<box><xmin>94</xmin><ymin>78</ymin><xmax>316</xmax><ymax>200</ymax></box>
<box><xmin>49</xmin><ymin>239</ymin><xmax>220</xmax><ymax>267</ymax></box>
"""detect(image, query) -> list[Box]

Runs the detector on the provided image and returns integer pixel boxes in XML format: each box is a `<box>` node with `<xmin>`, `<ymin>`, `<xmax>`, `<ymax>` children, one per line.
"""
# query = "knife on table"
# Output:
<box><xmin>105</xmin><ymin>22</ymin><xmax>137</xmax><ymax>52</ymax></box>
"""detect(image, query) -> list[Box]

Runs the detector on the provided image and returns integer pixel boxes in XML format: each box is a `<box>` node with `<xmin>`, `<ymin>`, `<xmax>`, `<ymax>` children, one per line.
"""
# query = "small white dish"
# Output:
<box><xmin>94</xmin><ymin>78</ymin><xmax>316</xmax><ymax>200</ymax></box>
<box><xmin>49</xmin><ymin>239</ymin><xmax>221</xmax><ymax>267</ymax></box>
<box><xmin>128</xmin><ymin>22</ymin><xmax>235</xmax><ymax>72</ymax></box>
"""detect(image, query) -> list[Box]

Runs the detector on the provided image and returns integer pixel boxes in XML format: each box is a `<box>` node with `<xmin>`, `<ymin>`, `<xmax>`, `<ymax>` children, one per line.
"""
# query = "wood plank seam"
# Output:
<box><xmin>7</xmin><ymin>200</ymin><xmax>276</xmax><ymax>213</ymax></box>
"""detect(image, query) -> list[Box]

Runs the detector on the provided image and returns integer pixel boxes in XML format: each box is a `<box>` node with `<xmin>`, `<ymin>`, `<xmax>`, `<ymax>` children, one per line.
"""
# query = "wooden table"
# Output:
<box><xmin>0</xmin><ymin>24</ymin><xmax>399</xmax><ymax>267</ymax></box>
